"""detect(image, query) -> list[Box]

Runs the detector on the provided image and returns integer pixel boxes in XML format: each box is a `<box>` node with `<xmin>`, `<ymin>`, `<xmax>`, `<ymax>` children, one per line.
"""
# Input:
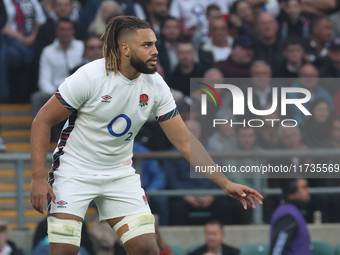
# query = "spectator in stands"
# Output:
<box><xmin>289</xmin><ymin>64</ymin><xmax>333</xmax><ymax>124</ymax></box>
<box><xmin>75</xmin><ymin>0</ymin><xmax>102</xmax><ymax>35</ymax></box>
<box><xmin>304</xmin><ymin>17</ymin><xmax>332</xmax><ymax>66</ymax></box>
<box><xmin>256</xmin><ymin>103</ymin><xmax>282</xmax><ymax>203</ymax></box>
<box><xmin>70</xmin><ymin>36</ymin><xmax>103</xmax><ymax>74</ymax></box>
<box><xmin>198</xmin><ymin>18</ymin><xmax>233</xmax><ymax>71</ymax></box>
<box><xmin>133</xmin><ymin>142</ymin><xmax>168</xmax><ymax>225</ymax></box>
<box><xmin>169</xmin><ymin>0</ymin><xmax>231</xmax><ymax>36</ymax></box>
<box><xmin>2</xmin><ymin>0</ymin><xmax>46</xmax><ymax>48</ymax></box>
<box><xmin>189</xmin><ymin>220</ymin><xmax>240</xmax><ymax>255</ymax></box>
<box><xmin>34</xmin><ymin>0</ymin><xmax>87</xmax><ymax>63</ymax></box>
<box><xmin>164</xmin><ymin>119</ymin><xmax>234</xmax><ymax>225</ymax></box>
<box><xmin>31</xmin><ymin>18</ymin><xmax>84</xmax><ymax>116</ymax></box>
<box><xmin>304</xmin><ymin>116</ymin><xmax>340</xmax><ymax>223</ymax></box>
<box><xmin>192</xmin><ymin>4</ymin><xmax>223</xmax><ymax>50</ymax></box>
<box><xmin>256</xmin><ymin>104</ymin><xmax>281</xmax><ymax>149</ymax></box>
<box><xmin>243</xmin><ymin>61</ymin><xmax>280</xmax><ymax>120</ymax></box>
<box><xmin>202</xmin><ymin>68</ymin><xmax>230</xmax><ymax>108</ymax></box>
<box><xmin>273</xmin><ymin>96</ymin><xmax>329</xmax><ymax>225</ymax></box>
<box><xmin>214</xmin><ymin>34</ymin><xmax>254</xmax><ymax>78</ymax></box>
<box><xmin>145</xmin><ymin>0</ymin><xmax>169</xmax><ymax>38</ymax></box>
<box><xmin>175</xmin><ymin>96</ymin><xmax>194</xmax><ymax>121</ymax></box>
<box><xmin>168</xmin><ymin>39</ymin><xmax>204</xmax><ymax>96</ymax></box>
<box><xmin>1</xmin><ymin>0</ymin><xmax>46</xmax><ymax>102</ymax></box>
<box><xmin>276</xmin><ymin>0</ymin><xmax>290</xmax><ymax>23</ymax></box>
<box><xmin>0</xmin><ymin>220</ymin><xmax>24</xmax><ymax>255</ymax></box>
<box><xmin>222</xmin><ymin>126</ymin><xmax>267</xmax><ymax>224</ymax></box>
<box><xmin>223</xmin><ymin>126</ymin><xmax>267</xmax><ymax>190</ymax></box>
<box><xmin>88</xmin><ymin>1</ymin><xmax>122</xmax><ymax>37</ymax></box>
<box><xmin>319</xmin><ymin>38</ymin><xmax>340</xmax><ymax>94</ymax></box>
<box><xmin>301</xmin><ymin>98</ymin><xmax>333</xmax><ymax>148</ymax></box>
<box><xmin>32</xmin><ymin>0</ymin><xmax>89</xmax><ymax>95</ymax></box>
<box><xmin>32</xmin><ymin>217</ymin><xmax>94</xmax><ymax>254</ymax></box>
<box><xmin>246</xmin><ymin>0</ymin><xmax>280</xmax><ymax>17</ymax></box>
<box><xmin>229</xmin><ymin>0</ymin><xmax>256</xmax><ymax>39</ymax></box>
<box><xmin>278</xmin><ymin>0</ymin><xmax>310</xmax><ymax>42</ymax></box>
<box><xmin>82</xmin><ymin>36</ymin><xmax>102</xmax><ymax>62</ymax></box>
<box><xmin>42</xmin><ymin>0</ymin><xmax>80</xmax><ymax>21</ymax></box>
<box><xmin>274</xmin><ymin>126</ymin><xmax>311</xmax><ymax>174</ymax></box>
<box><xmin>207</xmin><ymin>110</ymin><xmax>236</xmax><ymax>152</ymax></box>
<box><xmin>299</xmin><ymin>0</ymin><xmax>336</xmax><ymax>16</ymax></box>
<box><xmin>269</xmin><ymin>178</ymin><xmax>312</xmax><ymax>255</ymax></box>
<box><xmin>253</xmin><ymin>12</ymin><xmax>284</xmax><ymax>69</ymax></box>
<box><xmin>194</xmin><ymin>68</ymin><xmax>229</xmax><ymax>145</ymax></box>
<box><xmin>274</xmin><ymin>36</ymin><xmax>306</xmax><ymax>78</ymax></box>
<box><xmin>157</xmin><ymin>16</ymin><xmax>181</xmax><ymax>82</ymax></box>
<box><xmin>115</xmin><ymin>0</ymin><xmax>141</xmax><ymax>17</ymax></box>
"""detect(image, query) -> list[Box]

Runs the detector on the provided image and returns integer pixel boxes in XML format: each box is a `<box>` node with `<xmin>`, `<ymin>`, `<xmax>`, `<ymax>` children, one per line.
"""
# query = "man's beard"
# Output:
<box><xmin>130</xmin><ymin>52</ymin><xmax>157</xmax><ymax>74</ymax></box>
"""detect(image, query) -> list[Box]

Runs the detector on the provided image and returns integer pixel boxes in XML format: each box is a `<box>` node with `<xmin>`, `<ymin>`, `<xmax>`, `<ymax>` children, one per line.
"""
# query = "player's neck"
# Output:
<box><xmin>119</xmin><ymin>64</ymin><xmax>141</xmax><ymax>80</ymax></box>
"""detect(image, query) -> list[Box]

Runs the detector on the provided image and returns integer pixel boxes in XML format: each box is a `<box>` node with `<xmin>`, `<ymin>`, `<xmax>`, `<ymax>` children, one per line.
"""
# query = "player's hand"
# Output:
<box><xmin>221</xmin><ymin>180</ymin><xmax>263</xmax><ymax>210</ymax></box>
<box><xmin>30</xmin><ymin>178</ymin><xmax>56</xmax><ymax>214</ymax></box>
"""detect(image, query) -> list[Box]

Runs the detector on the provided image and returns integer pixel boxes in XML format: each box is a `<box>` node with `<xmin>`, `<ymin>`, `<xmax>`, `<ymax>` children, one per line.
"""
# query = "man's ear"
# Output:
<box><xmin>121</xmin><ymin>43</ymin><xmax>130</xmax><ymax>57</ymax></box>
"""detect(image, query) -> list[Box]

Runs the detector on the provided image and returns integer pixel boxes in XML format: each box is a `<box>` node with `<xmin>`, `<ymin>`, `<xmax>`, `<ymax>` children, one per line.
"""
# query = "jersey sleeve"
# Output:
<box><xmin>56</xmin><ymin>67</ymin><xmax>92</xmax><ymax>112</ymax></box>
<box><xmin>152</xmin><ymin>74</ymin><xmax>178</xmax><ymax>122</ymax></box>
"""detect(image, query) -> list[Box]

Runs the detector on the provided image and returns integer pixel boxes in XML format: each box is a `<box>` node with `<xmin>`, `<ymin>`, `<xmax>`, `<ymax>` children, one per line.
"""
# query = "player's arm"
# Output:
<box><xmin>30</xmin><ymin>95</ymin><xmax>72</xmax><ymax>213</ymax></box>
<box><xmin>158</xmin><ymin>114</ymin><xmax>263</xmax><ymax>209</ymax></box>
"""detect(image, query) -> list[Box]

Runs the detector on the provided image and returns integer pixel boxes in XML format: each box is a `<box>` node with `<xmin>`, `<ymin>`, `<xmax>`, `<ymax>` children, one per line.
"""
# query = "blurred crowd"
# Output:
<box><xmin>1</xmin><ymin>0</ymin><xmax>340</xmax><ymax>227</ymax></box>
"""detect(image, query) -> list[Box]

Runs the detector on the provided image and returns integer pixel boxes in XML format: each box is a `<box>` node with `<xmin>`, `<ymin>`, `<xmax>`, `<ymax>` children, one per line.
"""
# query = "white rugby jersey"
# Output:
<box><xmin>50</xmin><ymin>58</ymin><xmax>178</xmax><ymax>177</ymax></box>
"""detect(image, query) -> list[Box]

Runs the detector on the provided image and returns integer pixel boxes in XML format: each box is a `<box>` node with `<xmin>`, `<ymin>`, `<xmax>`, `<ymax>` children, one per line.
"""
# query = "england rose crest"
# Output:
<box><xmin>142</xmin><ymin>195</ymin><xmax>148</xmax><ymax>205</ymax></box>
<box><xmin>139</xmin><ymin>94</ymin><xmax>149</xmax><ymax>107</ymax></box>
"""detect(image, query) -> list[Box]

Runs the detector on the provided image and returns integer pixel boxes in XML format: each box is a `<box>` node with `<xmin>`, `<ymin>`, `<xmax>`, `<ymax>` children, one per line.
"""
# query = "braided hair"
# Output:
<box><xmin>101</xmin><ymin>16</ymin><xmax>150</xmax><ymax>75</ymax></box>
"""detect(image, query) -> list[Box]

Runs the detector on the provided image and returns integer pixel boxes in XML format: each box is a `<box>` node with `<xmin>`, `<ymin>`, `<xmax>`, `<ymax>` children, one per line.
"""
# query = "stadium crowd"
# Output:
<box><xmin>1</xmin><ymin>0</ymin><xmax>340</xmax><ymax>236</ymax></box>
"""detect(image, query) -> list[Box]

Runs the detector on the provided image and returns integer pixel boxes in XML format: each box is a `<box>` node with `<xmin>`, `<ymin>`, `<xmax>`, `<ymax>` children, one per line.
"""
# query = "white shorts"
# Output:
<box><xmin>47</xmin><ymin>169</ymin><xmax>151</xmax><ymax>222</ymax></box>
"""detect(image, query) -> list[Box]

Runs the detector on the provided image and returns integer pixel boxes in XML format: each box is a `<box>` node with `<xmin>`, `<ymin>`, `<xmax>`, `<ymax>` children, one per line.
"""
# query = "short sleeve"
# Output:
<box><xmin>56</xmin><ymin>67</ymin><xmax>92</xmax><ymax>111</ymax></box>
<box><xmin>152</xmin><ymin>74</ymin><xmax>177</xmax><ymax>120</ymax></box>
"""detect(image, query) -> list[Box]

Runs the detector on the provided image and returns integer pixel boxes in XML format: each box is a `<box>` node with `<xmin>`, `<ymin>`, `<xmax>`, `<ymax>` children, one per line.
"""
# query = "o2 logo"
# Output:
<box><xmin>107</xmin><ymin>114</ymin><xmax>133</xmax><ymax>141</ymax></box>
